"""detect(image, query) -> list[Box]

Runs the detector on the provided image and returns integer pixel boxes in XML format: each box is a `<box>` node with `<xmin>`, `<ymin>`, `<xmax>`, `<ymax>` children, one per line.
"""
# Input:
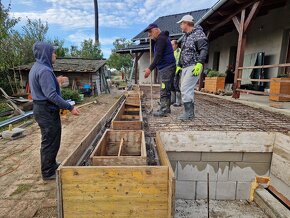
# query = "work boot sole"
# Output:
<box><xmin>42</xmin><ymin>174</ymin><xmax>56</xmax><ymax>181</ymax></box>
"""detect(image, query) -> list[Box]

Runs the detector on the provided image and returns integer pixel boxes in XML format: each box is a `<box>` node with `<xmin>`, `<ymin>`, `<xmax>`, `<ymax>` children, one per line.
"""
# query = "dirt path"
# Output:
<box><xmin>0</xmin><ymin>91</ymin><xmax>121</xmax><ymax>218</ymax></box>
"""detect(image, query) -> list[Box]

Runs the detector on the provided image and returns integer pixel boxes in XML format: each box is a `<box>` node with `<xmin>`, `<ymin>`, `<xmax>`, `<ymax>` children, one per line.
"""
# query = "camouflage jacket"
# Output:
<box><xmin>179</xmin><ymin>25</ymin><xmax>208</xmax><ymax>68</ymax></box>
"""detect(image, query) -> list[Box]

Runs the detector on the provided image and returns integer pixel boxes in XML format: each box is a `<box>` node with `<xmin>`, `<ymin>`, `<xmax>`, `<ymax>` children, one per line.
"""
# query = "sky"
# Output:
<box><xmin>2</xmin><ymin>0</ymin><xmax>217</xmax><ymax>58</ymax></box>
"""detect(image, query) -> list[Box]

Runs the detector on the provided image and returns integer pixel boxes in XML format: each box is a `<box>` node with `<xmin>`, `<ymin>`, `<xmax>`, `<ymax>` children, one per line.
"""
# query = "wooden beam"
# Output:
<box><xmin>232</xmin><ymin>9</ymin><xmax>246</xmax><ymax>99</ymax></box>
<box><xmin>232</xmin><ymin>16</ymin><xmax>241</xmax><ymax>34</ymax></box>
<box><xmin>210</xmin><ymin>1</ymin><xmax>253</xmax><ymax>32</ymax></box>
<box><xmin>244</xmin><ymin>1</ymin><xmax>263</xmax><ymax>32</ymax></box>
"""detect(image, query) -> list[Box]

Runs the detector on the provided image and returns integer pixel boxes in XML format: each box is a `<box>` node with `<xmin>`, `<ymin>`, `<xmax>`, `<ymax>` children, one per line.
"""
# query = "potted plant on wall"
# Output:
<box><xmin>269</xmin><ymin>73</ymin><xmax>290</xmax><ymax>102</ymax></box>
<box><xmin>204</xmin><ymin>70</ymin><xmax>226</xmax><ymax>93</ymax></box>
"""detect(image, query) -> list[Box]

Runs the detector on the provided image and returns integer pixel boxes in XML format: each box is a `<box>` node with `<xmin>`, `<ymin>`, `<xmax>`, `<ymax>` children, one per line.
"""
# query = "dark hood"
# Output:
<box><xmin>33</xmin><ymin>41</ymin><xmax>54</xmax><ymax>68</ymax></box>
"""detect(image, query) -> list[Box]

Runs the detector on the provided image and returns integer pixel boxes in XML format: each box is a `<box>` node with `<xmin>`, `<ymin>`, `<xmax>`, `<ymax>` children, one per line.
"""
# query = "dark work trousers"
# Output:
<box><xmin>158</xmin><ymin>64</ymin><xmax>176</xmax><ymax>101</ymax></box>
<box><xmin>33</xmin><ymin>101</ymin><xmax>61</xmax><ymax>178</ymax></box>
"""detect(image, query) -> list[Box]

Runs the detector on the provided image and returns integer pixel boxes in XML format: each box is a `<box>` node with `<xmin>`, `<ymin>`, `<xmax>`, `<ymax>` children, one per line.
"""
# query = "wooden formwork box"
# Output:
<box><xmin>90</xmin><ymin>129</ymin><xmax>147</xmax><ymax>166</ymax></box>
<box><xmin>57</xmin><ymin>107</ymin><xmax>175</xmax><ymax>217</ymax></box>
<box><xmin>204</xmin><ymin>77</ymin><xmax>225</xmax><ymax>92</ymax></box>
<box><xmin>111</xmin><ymin>99</ymin><xmax>143</xmax><ymax>130</ymax></box>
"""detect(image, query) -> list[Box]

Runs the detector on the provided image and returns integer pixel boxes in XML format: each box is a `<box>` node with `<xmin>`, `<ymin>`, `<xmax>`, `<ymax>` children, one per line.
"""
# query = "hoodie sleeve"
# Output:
<box><xmin>39</xmin><ymin>71</ymin><xmax>73</xmax><ymax>110</ymax></box>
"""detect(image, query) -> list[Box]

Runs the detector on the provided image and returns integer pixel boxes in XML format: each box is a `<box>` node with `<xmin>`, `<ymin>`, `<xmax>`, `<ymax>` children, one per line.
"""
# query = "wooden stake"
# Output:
<box><xmin>118</xmin><ymin>138</ymin><xmax>124</xmax><ymax>156</ymax></box>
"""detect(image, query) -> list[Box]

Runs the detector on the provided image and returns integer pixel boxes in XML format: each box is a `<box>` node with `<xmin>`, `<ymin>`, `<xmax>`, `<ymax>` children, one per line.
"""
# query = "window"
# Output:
<box><xmin>213</xmin><ymin>51</ymin><xmax>220</xmax><ymax>71</ymax></box>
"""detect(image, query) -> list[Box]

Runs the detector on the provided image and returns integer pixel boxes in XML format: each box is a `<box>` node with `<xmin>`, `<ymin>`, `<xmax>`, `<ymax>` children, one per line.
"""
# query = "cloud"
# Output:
<box><xmin>68</xmin><ymin>31</ymin><xmax>119</xmax><ymax>46</ymax></box>
<box><xmin>12</xmin><ymin>0</ymin><xmax>217</xmax><ymax>31</ymax></box>
<box><xmin>19</xmin><ymin>0</ymin><xmax>34</xmax><ymax>6</ymax></box>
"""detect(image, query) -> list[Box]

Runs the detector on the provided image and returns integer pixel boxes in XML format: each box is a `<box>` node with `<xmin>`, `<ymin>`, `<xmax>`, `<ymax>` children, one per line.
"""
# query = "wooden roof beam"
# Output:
<box><xmin>210</xmin><ymin>1</ymin><xmax>254</xmax><ymax>32</ymax></box>
<box><xmin>244</xmin><ymin>1</ymin><xmax>263</xmax><ymax>32</ymax></box>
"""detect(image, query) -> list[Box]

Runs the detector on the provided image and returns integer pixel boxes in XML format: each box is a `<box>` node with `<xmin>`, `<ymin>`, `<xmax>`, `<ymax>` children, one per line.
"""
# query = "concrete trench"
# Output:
<box><xmin>138</xmin><ymin>85</ymin><xmax>290</xmax><ymax>217</ymax></box>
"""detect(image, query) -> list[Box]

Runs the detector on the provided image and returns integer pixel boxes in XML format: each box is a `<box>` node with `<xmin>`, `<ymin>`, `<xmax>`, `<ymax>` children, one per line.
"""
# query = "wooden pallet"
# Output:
<box><xmin>90</xmin><ymin>130</ymin><xmax>147</xmax><ymax>166</ymax></box>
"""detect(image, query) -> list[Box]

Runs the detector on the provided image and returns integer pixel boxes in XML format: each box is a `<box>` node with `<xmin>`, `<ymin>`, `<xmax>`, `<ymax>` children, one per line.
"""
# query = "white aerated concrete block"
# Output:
<box><xmin>176</xmin><ymin>180</ymin><xmax>196</xmax><ymax>200</ymax></box>
<box><xmin>216</xmin><ymin>181</ymin><xmax>236</xmax><ymax>200</ymax></box>
<box><xmin>177</xmin><ymin>161</ymin><xmax>218</xmax><ymax>181</ymax></box>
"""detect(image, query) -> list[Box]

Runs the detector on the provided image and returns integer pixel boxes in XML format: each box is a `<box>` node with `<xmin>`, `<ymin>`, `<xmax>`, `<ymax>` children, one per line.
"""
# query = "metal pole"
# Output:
<box><xmin>207</xmin><ymin>172</ymin><xmax>210</xmax><ymax>218</ymax></box>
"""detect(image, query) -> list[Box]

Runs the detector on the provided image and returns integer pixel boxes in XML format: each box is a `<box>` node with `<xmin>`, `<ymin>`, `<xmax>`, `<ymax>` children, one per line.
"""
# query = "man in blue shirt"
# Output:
<box><xmin>29</xmin><ymin>42</ymin><xmax>80</xmax><ymax>180</ymax></box>
<box><xmin>144</xmin><ymin>23</ymin><xmax>176</xmax><ymax>117</ymax></box>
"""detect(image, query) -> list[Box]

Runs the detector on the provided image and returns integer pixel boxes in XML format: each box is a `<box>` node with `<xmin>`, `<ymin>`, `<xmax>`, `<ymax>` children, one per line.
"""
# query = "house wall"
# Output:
<box><xmin>138</xmin><ymin>52</ymin><xmax>157</xmax><ymax>84</ymax></box>
<box><xmin>207</xmin><ymin>1</ymin><xmax>290</xmax><ymax>79</ymax></box>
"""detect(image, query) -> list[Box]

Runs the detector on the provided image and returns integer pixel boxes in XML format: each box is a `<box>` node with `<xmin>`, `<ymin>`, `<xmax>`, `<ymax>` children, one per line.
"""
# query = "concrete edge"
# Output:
<box><xmin>195</xmin><ymin>91</ymin><xmax>290</xmax><ymax>118</ymax></box>
<box><xmin>254</xmin><ymin>187</ymin><xmax>290</xmax><ymax>218</ymax></box>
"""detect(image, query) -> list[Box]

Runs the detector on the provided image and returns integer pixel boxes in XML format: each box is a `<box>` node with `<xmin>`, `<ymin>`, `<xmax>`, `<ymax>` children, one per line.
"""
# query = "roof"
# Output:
<box><xmin>116</xmin><ymin>43</ymin><xmax>149</xmax><ymax>54</ymax></box>
<box><xmin>132</xmin><ymin>9</ymin><xmax>209</xmax><ymax>41</ymax></box>
<box><xmin>197</xmin><ymin>0</ymin><xmax>287</xmax><ymax>40</ymax></box>
<box><xmin>14</xmin><ymin>58</ymin><xmax>107</xmax><ymax>73</ymax></box>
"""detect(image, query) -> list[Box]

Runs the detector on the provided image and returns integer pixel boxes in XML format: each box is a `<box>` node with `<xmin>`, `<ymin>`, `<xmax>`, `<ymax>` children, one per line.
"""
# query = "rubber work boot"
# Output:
<box><xmin>42</xmin><ymin>174</ymin><xmax>56</xmax><ymax>181</ymax></box>
<box><xmin>178</xmin><ymin>102</ymin><xmax>194</xmax><ymax>121</ymax></box>
<box><xmin>153</xmin><ymin>98</ymin><xmax>171</xmax><ymax>117</ymax></box>
<box><xmin>173</xmin><ymin>92</ymin><xmax>182</xmax><ymax>107</ymax></box>
<box><xmin>171</xmin><ymin>91</ymin><xmax>176</xmax><ymax>105</ymax></box>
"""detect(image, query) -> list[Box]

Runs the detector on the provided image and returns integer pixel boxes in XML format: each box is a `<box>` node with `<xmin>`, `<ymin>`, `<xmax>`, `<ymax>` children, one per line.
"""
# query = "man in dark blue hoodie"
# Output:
<box><xmin>144</xmin><ymin>23</ymin><xmax>176</xmax><ymax>117</ymax></box>
<box><xmin>29</xmin><ymin>42</ymin><xmax>80</xmax><ymax>180</ymax></box>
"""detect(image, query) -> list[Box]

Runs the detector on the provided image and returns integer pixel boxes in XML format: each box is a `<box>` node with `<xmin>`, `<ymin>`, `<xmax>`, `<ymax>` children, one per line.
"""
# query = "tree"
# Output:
<box><xmin>0</xmin><ymin>2</ymin><xmax>51</xmax><ymax>94</ymax></box>
<box><xmin>0</xmin><ymin>2</ymin><xmax>20</xmax><ymax>94</ymax></box>
<box><xmin>80</xmin><ymin>39</ymin><xmax>103</xmax><ymax>59</ymax></box>
<box><xmin>19</xmin><ymin>18</ymin><xmax>49</xmax><ymax>64</ymax></box>
<box><xmin>107</xmin><ymin>38</ymin><xmax>133</xmax><ymax>79</ymax></box>
<box><xmin>52</xmin><ymin>38</ymin><xmax>69</xmax><ymax>57</ymax></box>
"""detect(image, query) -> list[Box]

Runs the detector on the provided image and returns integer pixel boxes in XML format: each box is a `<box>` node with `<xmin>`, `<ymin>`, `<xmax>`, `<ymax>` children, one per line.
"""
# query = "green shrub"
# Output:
<box><xmin>207</xmin><ymin>70</ymin><xmax>226</xmax><ymax>77</ymax></box>
<box><xmin>61</xmin><ymin>88</ymin><xmax>81</xmax><ymax>102</ymax></box>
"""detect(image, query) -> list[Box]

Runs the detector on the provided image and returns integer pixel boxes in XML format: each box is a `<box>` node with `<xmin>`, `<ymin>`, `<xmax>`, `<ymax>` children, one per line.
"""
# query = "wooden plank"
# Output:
<box><xmin>156</xmin><ymin>132</ymin><xmax>176</xmax><ymax>218</ymax></box>
<box><xmin>112</xmin><ymin>120</ymin><xmax>142</xmax><ymax>130</ymax></box>
<box><xmin>268</xmin><ymin>185</ymin><xmax>290</xmax><ymax>208</ymax></box>
<box><xmin>60</xmin><ymin>166</ymin><xmax>169</xmax><ymax>217</ymax></box>
<box><xmin>121</xmin><ymin>115</ymin><xmax>140</xmax><ymax>120</ymax></box>
<box><xmin>125</xmin><ymin>108</ymin><xmax>140</xmax><ymax>112</ymax></box>
<box><xmin>125</xmin><ymin>102</ymin><xmax>140</xmax><ymax>107</ymax></box>
<box><xmin>91</xmin><ymin>156</ymin><xmax>147</xmax><ymax>166</ymax></box>
<box><xmin>118</xmin><ymin>138</ymin><xmax>124</xmax><ymax>156</ymax></box>
<box><xmin>238</xmin><ymin>63</ymin><xmax>290</xmax><ymax>70</ymax></box>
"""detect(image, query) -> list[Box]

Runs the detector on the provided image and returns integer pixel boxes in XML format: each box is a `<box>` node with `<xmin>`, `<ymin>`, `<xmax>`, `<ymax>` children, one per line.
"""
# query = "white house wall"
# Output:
<box><xmin>138</xmin><ymin>52</ymin><xmax>157</xmax><ymax>84</ymax></box>
<box><xmin>208</xmin><ymin>1</ymin><xmax>290</xmax><ymax>78</ymax></box>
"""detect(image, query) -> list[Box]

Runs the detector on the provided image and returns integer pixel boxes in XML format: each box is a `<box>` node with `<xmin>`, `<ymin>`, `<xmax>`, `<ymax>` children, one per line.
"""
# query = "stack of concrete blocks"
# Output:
<box><xmin>159</xmin><ymin>131</ymin><xmax>275</xmax><ymax>200</ymax></box>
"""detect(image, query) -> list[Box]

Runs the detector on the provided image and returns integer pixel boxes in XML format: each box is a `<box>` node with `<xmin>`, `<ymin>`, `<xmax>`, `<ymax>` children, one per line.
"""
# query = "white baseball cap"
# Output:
<box><xmin>177</xmin><ymin>15</ymin><xmax>195</xmax><ymax>23</ymax></box>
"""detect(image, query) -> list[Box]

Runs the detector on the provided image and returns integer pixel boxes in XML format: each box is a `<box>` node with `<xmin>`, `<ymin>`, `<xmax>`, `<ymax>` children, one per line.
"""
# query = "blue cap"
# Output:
<box><xmin>144</xmin><ymin>23</ymin><xmax>158</xmax><ymax>32</ymax></box>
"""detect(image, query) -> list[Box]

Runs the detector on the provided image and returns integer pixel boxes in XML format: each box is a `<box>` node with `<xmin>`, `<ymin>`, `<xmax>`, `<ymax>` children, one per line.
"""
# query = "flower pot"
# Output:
<box><xmin>204</xmin><ymin>77</ymin><xmax>225</xmax><ymax>93</ymax></box>
<box><xmin>269</xmin><ymin>78</ymin><xmax>290</xmax><ymax>102</ymax></box>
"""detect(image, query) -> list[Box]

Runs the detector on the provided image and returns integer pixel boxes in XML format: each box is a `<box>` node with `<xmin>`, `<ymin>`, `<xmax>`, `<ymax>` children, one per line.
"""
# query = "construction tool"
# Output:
<box><xmin>148</xmin><ymin>38</ymin><xmax>154</xmax><ymax>114</ymax></box>
<box><xmin>2</xmin><ymin>124</ymin><xmax>25</xmax><ymax>140</ymax></box>
<box><xmin>60</xmin><ymin>100</ymin><xmax>98</xmax><ymax>117</ymax></box>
